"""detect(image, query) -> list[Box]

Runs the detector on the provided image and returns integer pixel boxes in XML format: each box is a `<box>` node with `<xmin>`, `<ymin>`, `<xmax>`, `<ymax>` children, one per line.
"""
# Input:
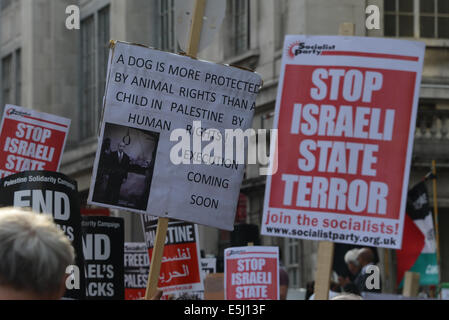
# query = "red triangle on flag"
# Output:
<box><xmin>396</xmin><ymin>214</ymin><xmax>425</xmax><ymax>286</ymax></box>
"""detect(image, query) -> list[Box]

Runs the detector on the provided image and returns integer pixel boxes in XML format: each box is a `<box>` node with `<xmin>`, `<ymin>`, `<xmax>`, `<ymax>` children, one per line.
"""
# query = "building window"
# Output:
<box><xmin>98</xmin><ymin>6</ymin><xmax>110</xmax><ymax>107</ymax></box>
<box><xmin>384</xmin><ymin>0</ymin><xmax>449</xmax><ymax>38</ymax></box>
<box><xmin>420</xmin><ymin>0</ymin><xmax>449</xmax><ymax>38</ymax></box>
<box><xmin>1</xmin><ymin>49</ymin><xmax>21</xmax><ymax>110</ymax></box>
<box><xmin>80</xmin><ymin>5</ymin><xmax>110</xmax><ymax>140</ymax></box>
<box><xmin>384</xmin><ymin>0</ymin><xmax>414</xmax><ymax>37</ymax></box>
<box><xmin>15</xmin><ymin>49</ymin><xmax>21</xmax><ymax>106</ymax></box>
<box><xmin>275</xmin><ymin>0</ymin><xmax>288</xmax><ymax>50</ymax></box>
<box><xmin>159</xmin><ymin>0</ymin><xmax>176</xmax><ymax>52</ymax></box>
<box><xmin>284</xmin><ymin>238</ymin><xmax>301</xmax><ymax>288</ymax></box>
<box><xmin>1</xmin><ymin>0</ymin><xmax>13</xmax><ymax>11</ymax></box>
<box><xmin>1</xmin><ymin>55</ymin><xmax>12</xmax><ymax>108</ymax></box>
<box><xmin>228</xmin><ymin>0</ymin><xmax>250</xmax><ymax>57</ymax></box>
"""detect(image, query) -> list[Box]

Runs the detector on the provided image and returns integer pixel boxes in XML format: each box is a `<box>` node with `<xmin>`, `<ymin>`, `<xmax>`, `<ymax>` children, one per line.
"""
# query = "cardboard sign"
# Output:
<box><xmin>141</xmin><ymin>215</ymin><xmax>203</xmax><ymax>299</ymax></box>
<box><xmin>82</xmin><ymin>216</ymin><xmax>124</xmax><ymax>300</ymax></box>
<box><xmin>224</xmin><ymin>246</ymin><xmax>279</xmax><ymax>300</ymax></box>
<box><xmin>124</xmin><ymin>242</ymin><xmax>149</xmax><ymax>300</ymax></box>
<box><xmin>88</xmin><ymin>41</ymin><xmax>262</xmax><ymax>231</ymax></box>
<box><xmin>204</xmin><ymin>273</ymin><xmax>224</xmax><ymax>300</ymax></box>
<box><xmin>0</xmin><ymin>105</ymin><xmax>70</xmax><ymax>178</ymax></box>
<box><xmin>192</xmin><ymin>257</ymin><xmax>218</xmax><ymax>300</ymax></box>
<box><xmin>262</xmin><ymin>36</ymin><xmax>425</xmax><ymax>249</ymax></box>
<box><xmin>0</xmin><ymin>171</ymin><xmax>86</xmax><ymax>299</ymax></box>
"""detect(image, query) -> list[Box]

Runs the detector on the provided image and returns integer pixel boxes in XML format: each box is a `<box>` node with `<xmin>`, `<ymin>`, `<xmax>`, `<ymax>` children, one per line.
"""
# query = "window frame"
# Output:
<box><xmin>0</xmin><ymin>0</ymin><xmax>13</xmax><ymax>11</ymax></box>
<box><xmin>1</xmin><ymin>49</ymin><xmax>21</xmax><ymax>110</ymax></box>
<box><xmin>283</xmin><ymin>237</ymin><xmax>301</xmax><ymax>289</ymax></box>
<box><xmin>275</xmin><ymin>0</ymin><xmax>288</xmax><ymax>51</ymax></box>
<box><xmin>384</xmin><ymin>0</ymin><xmax>449</xmax><ymax>40</ymax></box>
<box><xmin>14</xmin><ymin>49</ymin><xmax>21</xmax><ymax>106</ymax></box>
<box><xmin>1</xmin><ymin>54</ymin><xmax>13</xmax><ymax>108</ymax></box>
<box><xmin>158</xmin><ymin>0</ymin><xmax>176</xmax><ymax>53</ymax></box>
<box><xmin>79</xmin><ymin>4</ymin><xmax>110</xmax><ymax>141</ymax></box>
<box><xmin>227</xmin><ymin>0</ymin><xmax>251</xmax><ymax>58</ymax></box>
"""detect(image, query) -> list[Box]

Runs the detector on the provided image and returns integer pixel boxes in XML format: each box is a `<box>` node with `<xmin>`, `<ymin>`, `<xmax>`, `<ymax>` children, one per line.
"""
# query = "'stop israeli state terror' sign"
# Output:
<box><xmin>262</xmin><ymin>36</ymin><xmax>425</xmax><ymax>249</ymax></box>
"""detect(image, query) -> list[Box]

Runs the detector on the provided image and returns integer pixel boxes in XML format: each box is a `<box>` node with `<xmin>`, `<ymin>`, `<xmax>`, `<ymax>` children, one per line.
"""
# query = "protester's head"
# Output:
<box><xmin>0</xmin><ymin>208</ymin><xmax>75</xmax><ymax>300</ymax></box>
<box><xmin>357</xmin><ymin>248</ymin><xmax>375</xmax><ymax>268</ymax></box>
<box><xmin>330</xmin><ymin>280</ymin><xmax>341</xmax><ymax>293</ymax></box>
<box><xmin>344</xmin><ymin>249</ymin><xmax>361</xmax><ymax>275</ymax></box>
<box><xmin>118</xmin><ymin>142</ymin><xmax>126</xmax><ymax>153</ymax></box>
<box><xmin>279</xmin><ymin>267</ymin><xmax>289</xmax><ymax>300</ymax></box>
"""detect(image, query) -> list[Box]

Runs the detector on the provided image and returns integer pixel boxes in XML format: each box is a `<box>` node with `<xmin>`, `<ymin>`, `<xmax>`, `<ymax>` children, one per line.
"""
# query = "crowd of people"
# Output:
<box><xmin>0</xmin><ymin>208</ymin><xmax>163</xmax><ymax>300</ymax></box>
<box><xmin>304</xmin><ymin>247</ymin><xmax>381</xmax><ymax>300</ymax></box>
<box><xmin>0</xmin><ymin>206</ymin><xmax>381</xmax><ymax>300</ymax></box>
<box><xmin>340</xmin><ymin>247</ymin><xmax>382</xmax><ymax>295</ymax></box>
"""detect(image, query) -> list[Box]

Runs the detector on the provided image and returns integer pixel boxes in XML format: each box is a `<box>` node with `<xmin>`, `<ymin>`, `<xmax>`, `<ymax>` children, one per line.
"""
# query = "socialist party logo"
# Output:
<box><xmin>7</xmin><ymin>108</ymin><xmax>31</xmax><ymax>118</ymax></box>
<box><xmin>287</xmin><ymin>41</ymin><xmax>336</xmax><ymax>58</ymax></box>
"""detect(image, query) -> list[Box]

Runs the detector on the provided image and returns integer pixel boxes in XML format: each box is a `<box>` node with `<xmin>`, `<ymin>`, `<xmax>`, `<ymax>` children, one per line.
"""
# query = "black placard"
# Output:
<box><xmin>82</xmin><ymin>216</ymin><xmax>124</xmax><ymax>300</ymax></box>
<box><xmin>0</xmin><ymin>170</ymin><xmax>86</xmax><ymax>299</ymax></box>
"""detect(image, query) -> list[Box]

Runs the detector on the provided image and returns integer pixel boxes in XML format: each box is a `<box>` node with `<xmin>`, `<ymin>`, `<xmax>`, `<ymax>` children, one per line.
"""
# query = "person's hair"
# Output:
<box><xmin>0</xmin><ymin>208</ymin><xmax>75</xmax><ymax>296</ymax></box>
<box><xmin>330</xmin><ymin>280</ymin><xmax>341</xmax><ymax>293</ymax></box>
<box><xmin>358</xmin><ymin>248</ymin><xmax>375</xmax><ymax>264</ymax></box>
<box><xmin>344</xmin><ymin>249</ymin><xmax>360</xmax><ymax>266</ymax></box>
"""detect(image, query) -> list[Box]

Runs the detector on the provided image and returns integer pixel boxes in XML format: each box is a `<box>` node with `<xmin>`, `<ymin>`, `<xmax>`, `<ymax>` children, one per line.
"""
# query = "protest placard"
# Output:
<box><xmin>0</xmin><ymin>105</ymin><xmax>70</xmax><ymax>178</ymax></box>
<box><xmin>261</xmin><ymin>35</ymin><xmax>426</xmax><ymax>249</ymax></box>
<box><xmin>124</xmin><ymin>242</ymin><xmax>149</xmax><ymax>300</ymax></box>
<box><xmin>0</xmin><ymin>171</ymin><xmax>86</xmax><ymax>299</ymax></box>
<box><xmin>224</xmin><ymin>246</ymin><xmax>279</xmax><ymax>300</ymax></box>
<box><xmin>87</xmin><ymin>41</ymin><xmax>262</xmax><ymax>231</ymax></box>
<box><xmin>201</xmin><ymin>257</ymin><xmax>217</xmax><ymax>276</ymax></box>
<box><xmin>141</xmin><ymin>215</ymin><xmax>203</xmax><ymax>299</ymax></box>
<box><xmin>82</xmin><ymin>216</ymin><xmax>124</xmax><ymax>300</ymax></box>
<box><xmin>204</xmin><ymin>273</ymin><xmax>224</xmax><ymax>300</ymax></box>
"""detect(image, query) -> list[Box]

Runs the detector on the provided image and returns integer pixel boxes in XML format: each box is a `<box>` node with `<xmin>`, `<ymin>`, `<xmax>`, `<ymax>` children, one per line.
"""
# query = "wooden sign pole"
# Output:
<box><xmin>402</xmin><ymin>271</ymin><xmax>420</xmax><ymax>297</ymax></box>
<box><xmin>187</xmin><ymin>0</ymin><xmax>207</xmax><ymax>57</ymax></box>
<box><xmin>313</xmin><ymin>23</ymin><xmax>355</xmax><ymax>301</ymax></box>
<box><xmin>144</xmin><ymin>0</ymin><xmax>207</xmax><ymax>300</ymax></box>
<box><xmin>314</xmin><ymin>241</ymin><xmax>335</xmax><ymax>300</ymax></box>
<box><xmin>431</xmin><ymin>160</ymin><xmax>441</xmax><ymax>280</ymax></box>
<box><xmin>144</xmin><ymin>217</ymin><xmax>169</xmax><ymax>299</ymax></box>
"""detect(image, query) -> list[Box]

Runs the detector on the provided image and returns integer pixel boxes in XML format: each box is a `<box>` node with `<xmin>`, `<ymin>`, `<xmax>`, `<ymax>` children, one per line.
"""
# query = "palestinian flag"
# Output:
<box><xmin>396</xmin><ymin>181</ymin><xmax>439</xmax><ymax>287</ymax></box>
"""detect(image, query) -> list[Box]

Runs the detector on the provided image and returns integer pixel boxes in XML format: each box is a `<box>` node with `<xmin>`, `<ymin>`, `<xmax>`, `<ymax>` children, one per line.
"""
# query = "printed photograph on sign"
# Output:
<box><xmin>91</xmin><ymin>123</ymin><xmax>159</xmax><ymax>211</ymax></box>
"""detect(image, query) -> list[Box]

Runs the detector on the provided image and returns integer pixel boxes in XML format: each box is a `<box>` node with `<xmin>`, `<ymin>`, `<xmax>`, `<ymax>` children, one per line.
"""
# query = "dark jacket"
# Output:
<box><xmin>354</xmin><ymin>264</ymin><xmax>382</xmax><ymax>294</ymax></box>
<box><xmin>109</xmin><ymin>151</ymin><xmax>130</xmax><ymax>181</ymax></box>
